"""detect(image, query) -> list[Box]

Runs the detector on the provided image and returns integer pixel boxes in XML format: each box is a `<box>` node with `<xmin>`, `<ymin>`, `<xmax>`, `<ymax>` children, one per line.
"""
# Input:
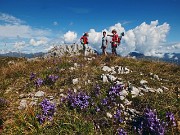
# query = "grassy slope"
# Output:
<box><xmin>0</xmin><ymin>55</ymin><xmax>179</xmax><ymax>134</ymax></box>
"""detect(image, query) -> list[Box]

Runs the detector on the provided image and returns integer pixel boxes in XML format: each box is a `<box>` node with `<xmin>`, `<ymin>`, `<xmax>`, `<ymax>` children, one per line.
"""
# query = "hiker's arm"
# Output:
<box><xmin>107</xmin><ymin>35</ymin><xmax>113</xmax><ymax>37</ymax></box>
<box><xmin>106</xmin><ymin>39</ymin><xmax>108</xmax><ymax>46</ymax></box>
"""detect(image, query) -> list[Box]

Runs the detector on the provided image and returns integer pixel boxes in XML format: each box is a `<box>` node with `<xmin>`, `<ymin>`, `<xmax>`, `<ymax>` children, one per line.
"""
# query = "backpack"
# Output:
<box><xmin>118</xmin><ymin>37</ymin><xmax>121</xmax><ymax>45</ymax></box>
<box><xmin>118</xmin><ymin>32</ymin><xmax>124</xmax><ymax>45</ymax></box>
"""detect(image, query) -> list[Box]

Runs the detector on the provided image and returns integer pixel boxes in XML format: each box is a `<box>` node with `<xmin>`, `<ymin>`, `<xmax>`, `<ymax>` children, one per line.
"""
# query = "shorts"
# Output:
<box><xmin>101</xmin><ymin>45</ymin><xmax>106</xmax><ymax>49</ymax></box>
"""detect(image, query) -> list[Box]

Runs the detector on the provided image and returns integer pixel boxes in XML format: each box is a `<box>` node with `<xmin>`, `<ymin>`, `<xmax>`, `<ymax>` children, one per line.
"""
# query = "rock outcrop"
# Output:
<box><xmin>44</xmin><ymin>44</ymin><xmax>97</xmax><ymax>58</ymax></box>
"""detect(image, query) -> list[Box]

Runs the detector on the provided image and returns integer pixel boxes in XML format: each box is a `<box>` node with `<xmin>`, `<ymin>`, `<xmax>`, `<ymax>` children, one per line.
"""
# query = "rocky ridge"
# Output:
<box><xmin>44</xmin><ymin>44</ymin><xmax>97</xmax><ymax>58</ymax></box>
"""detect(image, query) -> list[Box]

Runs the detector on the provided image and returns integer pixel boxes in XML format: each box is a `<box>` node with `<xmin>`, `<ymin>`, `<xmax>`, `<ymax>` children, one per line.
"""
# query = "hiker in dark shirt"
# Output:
<box><xmin>101</xmin><ymin>31</ymin><xmax>108</xmax><ymax>55</ymax></box>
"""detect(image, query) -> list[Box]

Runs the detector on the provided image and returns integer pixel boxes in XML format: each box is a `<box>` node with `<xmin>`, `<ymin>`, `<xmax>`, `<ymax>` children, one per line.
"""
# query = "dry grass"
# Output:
<box><xmin>0</xmin><ymin>55</ymin><xmax>179</xmax><ymax>134</ymax></box>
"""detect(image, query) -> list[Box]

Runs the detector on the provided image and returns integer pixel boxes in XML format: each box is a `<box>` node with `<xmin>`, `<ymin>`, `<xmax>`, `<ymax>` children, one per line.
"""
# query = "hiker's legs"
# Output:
<box><xmin>114</xmin><ymin>47</ymin><xmax>117</xmax><ymax>55</ymax></box>
<box><xmin>112</xmin><ymin>46</ymin><xmax>115</xmax><ymax>55</ymax></box>
<box><xmin>102</xmin><ymin>46</ymin><xmax>107</xmax><ymax>55</ymax></box>
<box><xmin>112</xmin><ymin>46</ymin><xmax>117</xmax><ymax>55</ymax></box>
<box><xmin>83</xmin><ymin>44</ymin><xmax>88</xmax><ymax>56</ymax></box>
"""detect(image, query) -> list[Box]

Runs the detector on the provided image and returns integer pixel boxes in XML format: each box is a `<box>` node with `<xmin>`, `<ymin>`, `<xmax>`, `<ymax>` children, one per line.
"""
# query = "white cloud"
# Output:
<box><xmin>0</xmin><ymin>14</ymin><xmax>179</xmax><ymax>56</ymax></box>
<box><xmin>63</xmin><ymin>31</ymin><xmax>77</xmax><ymax>43</ymax></box>
<box><xmin>0</xmin><ymin>12</ymin><xmax>51</xmax><ymax>40</ymax></box>
<box><xmin>0</xmin><ymin>12</ymin><xmax>24</xmax><ymax>25</ymax></box>
<box><xmin>161</xmin><ymin>43</ymin><xmax>180</xmax><ymax>54</ymax></box>
<box><xmin>87</xmin><ymin>23</ymin><xmax>125</xmax><ymax>52</ymax></box>
<box><xmin>108</xmin><ymin>23</ymin><xmax>125</xmax><ymax>35</ymax></box>
<box><xmin>53</xmin><ymin>21</ymin><xmax>58</xmax><ymax>26</ymax></box>
<box><xmin>0</xmin><ymin>24</ymin><xmax>51</xmax><ymax>39</ymax></box>
<box><xmin>88</xmin><ymin>29</ymin><xmax>102</xmax><ymax>44</ymax></box>
<box><xmin>14</xmin><ymin>41</ymin><xmax>26</xmax><ymax>49</ymax></box>
<box><xmin>86</xmin><ymin>20</ymin><xmax>172</xmax><ymax>57</ymax></box>
<box><xmin>29</xmin><ymin>38</ymin><xmax>48</xmax><ymax>46</ymax></box>
<box><xmin>129</xmin><ymin>20</ymin><xmax>170</xmax><ymax>56</ymax></box>
<box><xmin>172</xmin><ymin>43</ymin><xmax>180</xmax><ymax>49</ymax></box>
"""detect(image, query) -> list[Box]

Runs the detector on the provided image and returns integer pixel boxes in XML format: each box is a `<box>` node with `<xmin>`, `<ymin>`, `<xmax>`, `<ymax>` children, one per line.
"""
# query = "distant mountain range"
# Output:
<box><xmin>0</xmin><ymin>51</ymin><xmax>179</xmax><ymax>65</ymax></box>
<box><xmin>0</xmin><ymin>52</ymin><xmax>45</xmax><ymax>58</ymax></box>
<box><xmin>129</xmin><ymin>52</ymin><xmax>180</xmax><ymax>65</ymax></box>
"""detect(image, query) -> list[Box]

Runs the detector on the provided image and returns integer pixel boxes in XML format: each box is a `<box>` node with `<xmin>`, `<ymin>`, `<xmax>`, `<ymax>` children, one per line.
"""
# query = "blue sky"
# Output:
<box><xmin>0</xmin><ymin>0</ymin><xmax>180</xmax><ymax>56</ymax></box>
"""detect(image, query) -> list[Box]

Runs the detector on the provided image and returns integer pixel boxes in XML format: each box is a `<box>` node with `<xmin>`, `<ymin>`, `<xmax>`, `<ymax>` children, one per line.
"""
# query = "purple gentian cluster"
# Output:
<box><xmin>114</xmin><ymin>109</ymin><xmax>123</xmax><ymax>123</ymax></box>
<box><xmin>36</xmin><ymin>99</ymin><xmax>56</xmax><ymax>124</ymax></box>
<box><xmin>108</xmin><ymin>84</ymin><xmax>123</xmax><ymax>101</ymax></box>
<box><xmin>133</xmin><ymin>108</ymin><xmax>168</xmax><ymax>135</ymax></box>
<box><xmin>30</xmin><ymin>72</ymin><xmax>59</xmax><ymax>87</ymax></box>
<box><xmin>65</xmin><ymin>91</ymin><xmax>90</xmax><ymax>110</ymax></box>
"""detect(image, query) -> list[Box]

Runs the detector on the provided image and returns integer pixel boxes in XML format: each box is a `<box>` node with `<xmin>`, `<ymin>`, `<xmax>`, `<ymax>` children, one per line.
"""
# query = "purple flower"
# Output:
<box><xmin>166</xmin><ymin>112</ymin><xmax>176</xmax><ymax>126</ymax></box>
<box><xmin>101</xmin><ymin>98</ymin><xmax>108</xmax><ymax>105</ymax></box>
<box><xmin>94</xmin><ymin>85</ymin><xmax>100</xmax><ymax>96</ymax></box>
<box><xmin>37</xmin><ymin>99</ymin><xmax>55</xmax><ymax>124</ymax></box>
<box><xmin>117</xmin><ymin>128</ymin><xmax>127</xmax><ymax>135</ymax></box>
<box><xmin>40</xmin><ymin>99</ymin><xmax>55</xmax><ymax>116</ymax></box>
<box><xmin>36</xmin><ymin>114</ymin><xmax>46</xmax><ymax>124</ymax></box>
<box><xmin>65</xmin><ymin>91</ymin><xmax>90</xmax><ymax>110</ymax></box>
<box><xmin>30</xmin><ymin>72</ymin><xmax>36</xmax><ymax>80</ymax></box>
<box><xmin>96</xmin><ymin>107</ymin><xmax>100</xmax><ymax>112</ymax></box>
<box><xmin>114</xmin><ymin>109</ymin><xmax>123</xmax><ymax>123</ymax></box>
<box><xmin>133</xmin><ymin>108</ymin><xmax>166</xmax><ymax>135</ymax></box>
<box><xmin>48</xmin><ymin>75</ymin><xmax>59</xmax><ymax>82</ymax></box>
<box><xmin>35</xmin><ymin>78</ymin><xmax>43</xmax><ymax>87</ymax></box>
<box><xmin>108</xmin><ymin>84</ymin><xmax>123</xmax><ymax>101</ymax></box>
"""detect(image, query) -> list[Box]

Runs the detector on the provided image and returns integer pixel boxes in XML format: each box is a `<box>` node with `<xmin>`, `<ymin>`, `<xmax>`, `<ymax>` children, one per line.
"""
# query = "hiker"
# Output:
<box><xmin>101</xmin><ymin>31</ymin><xmax>108</xmax><ymax>55</ymax></box>
<box><xmin>80</xmin><ymin>32</ymin><xmax>89</xmax><ymax>56</ymax></box>
<box><xmin>109</xmin><ymin>29</ymin><xmax>119</xmax><ymax>55</ymax></box>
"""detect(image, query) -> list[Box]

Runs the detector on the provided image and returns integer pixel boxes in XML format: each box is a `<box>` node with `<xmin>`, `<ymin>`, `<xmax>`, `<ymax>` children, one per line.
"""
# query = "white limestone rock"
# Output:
<box><xmin>148</xmin><ymin>88</ymin><xmax>155</xmax><ymax>93</ymax></box>
<box><xmin>74</xmin><ymin>63</ymin><xmax>78</xmax><ymax>68</ymax></box>
<box><xmin>102</xmin><ymin>66</ymin><xmax>112</xmax><ymax>72</ymax></box>
<box><xmin>18</xmin><ymin>99</ymin><xmax>27</xmax><ymax>110</ymax></box>
<box><xmin>72</xmin><ymin>78</ymin><xmax>79</xmax><ymax>85</ymax></box>
<box><xmin>101</xmin><ymin>74</ymin><xmax>109</xmax><ymax>83</ymax></box>
<box><xmin>60</xmin><ymin>93</ymin><xmax>67</xmax><ymax>98</ymax></box>
<box><xmin>131</xmin><ymin>86</ymin><xmax>140</xmax><ymax>98</ymax></box>
<box><xmin>117</xmin><ymin>66</ymin><xmax>130</xmax><ymax>74</ymax></box>
<box><xmin>161</xmin><ymin>86</ymin><xmax>169</xmax><ymax>91</ymax></box>
<box><xmin>107</xmin><ymin>74</ymin><xmax>117</xmax><ymax>82</ymax></box>
<box><xmin>120</xmin><ymin>90</ymin><xmax>128</xmax><ymax>97</ymax></box>
<box><xmin>139</xmin><ymin>87</ymin><xmax>149</xmax><ymax>92</ymax></box>
<box><xmin>115</xmin><ymin>80</ymin><xmax>123</xmax><ymax>85</ymax></box>
<box><xmin>124</xmin><ymin>99</ymin><xmax>132</xmax><ymax>105</ymax></box>
<box><xmin>120</xmin><ymin>96</ymin><xmax>125</xmax><ymax>100</ymax></box>
<box><xmin>156</xmin><ymin>88</ymin><xmax>163</xmax><ymax>93</ymax></box>
<box><xmin>154</xmin><ymin>74</ymin><xmax>160</xmax><ymax>80</ymax></box>
<box><xmin>106</xmin><ymin>112</ymin><xmax>112</xmax><ymax>118</ymax></box>
<box><xmin>140</xmin><ymin>80</ymin><xmax>148</xmax><ymax>85</ymax></box>
<box><xmin>44</xmin><ymin>44</ymin><xmax>96</xmax><ymax>58</ymax></box>
<box><xmin>35</xmin><ymin>91</ymin><xmax>45</xmax><ymax>97</ymax></box>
